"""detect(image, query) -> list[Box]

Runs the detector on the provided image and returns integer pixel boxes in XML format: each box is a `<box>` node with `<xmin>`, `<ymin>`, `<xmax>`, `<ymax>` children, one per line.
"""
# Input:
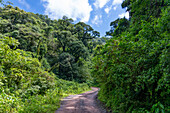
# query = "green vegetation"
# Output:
<box><xmin>0</xmin><ymin>0</ymin><xmax>169</xmax><ymax>113</ymax></box>
<box><xmin>92</xmin><ymin>0</ymin><xmax>170</xmax><ymax>112</ymax></box>
<box><xmin>0</xmin><ymin>4</ymin><xmax>103</xmax><ymax>83</ymax></box>
<box><xmin>0</xmin><ymin>2</ymin><xmax>101</xmax><ymax>112</ymax></box>
<box><xmin>0</xmin><ymin>36</ymin><xmax>90</xmax><ymax>112</ymax></box>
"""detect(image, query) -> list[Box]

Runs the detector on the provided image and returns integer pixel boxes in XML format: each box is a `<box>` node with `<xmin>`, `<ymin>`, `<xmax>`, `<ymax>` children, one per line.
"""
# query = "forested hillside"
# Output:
<box><xmin>0</xmin><ymin>0</ymin><xmax>170</xmax><ymax>113</ymax></box>
<box><xmin>92</xmin><ymin>0</ymin><xmax>170</xmax><ymax>112</ymax></box>
<box><xmin>0</xmin><ymin>3</ymin><xmax>104</xmax><ymax>83</ymax></box>
<box><xmin>0</xmin><ymin>1</ymin><xmax>105</xmax><ymax>112</ymax></box>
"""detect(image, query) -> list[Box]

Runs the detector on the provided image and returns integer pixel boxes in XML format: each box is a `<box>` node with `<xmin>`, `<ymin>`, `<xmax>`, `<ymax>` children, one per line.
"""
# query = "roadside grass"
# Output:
<box><xmin>0</xmin><ymin>79</ymin><xmax>91</xmax><ymax>113</ymax></box>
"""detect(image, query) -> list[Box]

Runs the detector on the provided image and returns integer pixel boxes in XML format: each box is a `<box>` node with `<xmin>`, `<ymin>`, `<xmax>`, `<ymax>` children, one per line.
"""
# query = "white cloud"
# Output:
<box><xmin>112</xmin><ymin>0</ymin><xmax>124</xmax><ymax>5</ymax></box>
<box><xmin>104</xmin><ymin>6</ymin><xmax>112</xmax><ymax>14</ymax></box>
<box><xmin>18</xmin><ymin>0</ymin><xmax>30</xmax><ymax>9</ymax></box>
<box><xmin>41</xmin><ymin>0</ymin><xmax>92</xmax><ymax>22</ymax></box>
<box><xmin>118</xmin><ymin>11</ymin><xmax>129</xmax><ymax>19</ymax></box>
<box><xmin>94</xmin><ymin>0</ymin><xmax>110</xmax><ymax>9</ymax></box>
<box><xmin>103</xmin><ymin>0</ymin><xmax>123</xmax><ymax>14</ymax></box>
<box><xmin>92</xmin><ymin>15</ymin><xmax>102</xmax><ymax>25</ymax></box>
<box><xmin>113</xmin><ymin>6</ymin><xmax>117</xmax><ymax>10</ymax></box>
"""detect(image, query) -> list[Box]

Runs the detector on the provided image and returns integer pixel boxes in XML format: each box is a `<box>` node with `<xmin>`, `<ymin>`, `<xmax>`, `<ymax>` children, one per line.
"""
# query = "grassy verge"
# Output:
<box><xmin>0</xmin><ymin>79</ymin><xmax>90</xmax><ymax>113</ymax></box>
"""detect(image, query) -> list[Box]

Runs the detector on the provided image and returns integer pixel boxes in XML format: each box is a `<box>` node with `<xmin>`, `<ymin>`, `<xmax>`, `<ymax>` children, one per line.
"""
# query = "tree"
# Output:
<box><xmin>122</xmin><ymin>0</ymin><xmax>168</xmax><ymax>35</ymax></box>
<box><xmin>93</xmin><ymin>0</ymin><xmax>170</xmax><ymax>112</ymax></box>
<box><xmin>106</xmin><ymin>17</ymin><xmax>129</xmax><ymax>36</ymax></box>
<box><xmin>68</xmin><ymin>40</ymin><xmax>88</xmax><ymax>62</ymax></box>
<box><xmin>74</xmin><ymin>22</ymin><xmax>99</xmax><ymax>46</ymax></box>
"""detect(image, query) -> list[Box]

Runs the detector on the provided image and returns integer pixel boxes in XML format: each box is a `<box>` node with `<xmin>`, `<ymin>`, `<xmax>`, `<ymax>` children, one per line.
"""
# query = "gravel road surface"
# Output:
<box><xmin>55</xmin><ymin>87</ymin><xmax>107</xmax><ymax>113</ymax></box>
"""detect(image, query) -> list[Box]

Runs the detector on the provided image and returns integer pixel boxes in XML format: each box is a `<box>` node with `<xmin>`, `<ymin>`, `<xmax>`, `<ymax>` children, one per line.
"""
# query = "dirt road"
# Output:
<box><xmin>55</xmin><ymin>87</ymin><xmax>106</xmax><ymax>113</ymax></box>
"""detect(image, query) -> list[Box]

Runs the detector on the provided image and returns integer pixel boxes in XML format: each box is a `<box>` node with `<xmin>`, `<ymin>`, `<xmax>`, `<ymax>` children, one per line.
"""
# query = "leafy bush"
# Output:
<box><xmin>0</xmin><ymin>36</ymin><xmax>90</xmax><ymax>112</ymax></box>
<box><xmin>92</xmin><ymin>6</ymin><xmax>170</xmax><ymax>112</ymax></box>
<box><xmin>0</xmin><ymin>90</ymin><xmax>22</xmax><ymax>113</ymax></box>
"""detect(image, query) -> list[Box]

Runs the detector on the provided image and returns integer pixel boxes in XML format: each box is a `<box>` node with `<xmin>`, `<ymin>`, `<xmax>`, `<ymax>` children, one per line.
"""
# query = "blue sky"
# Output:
<box><xmin>3</xmin><ymin>0</ymin><xmax>129</xmax><ymax>37</ymax></box>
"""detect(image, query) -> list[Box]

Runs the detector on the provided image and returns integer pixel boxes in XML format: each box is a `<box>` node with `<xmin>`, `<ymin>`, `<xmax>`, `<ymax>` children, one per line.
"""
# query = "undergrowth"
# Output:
<box><xmin>0</xmin><ymin>36</ymin><xmax>90</xmax><ymax>113</ymax></box>
<box><xmin>0</xmin><ymin>79</ymin><xmax>90</xmax><ymax>113</ymax></box>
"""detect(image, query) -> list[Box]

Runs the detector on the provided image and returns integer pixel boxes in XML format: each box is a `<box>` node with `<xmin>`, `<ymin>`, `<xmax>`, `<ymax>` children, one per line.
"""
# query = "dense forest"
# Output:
<box><xmin>92</xmin><ymin>0</ymin><xmax>170</xmax><ymax>112</ymax></box>
<box><xmin>0</xmin><ymin>0</ymin><xmax>169</xmax><ymax>113</ymax></box>
<box><xmin>0</xmin><ymin>1</ymin><xmax>105</xmax><ymax>112</ymax></box>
